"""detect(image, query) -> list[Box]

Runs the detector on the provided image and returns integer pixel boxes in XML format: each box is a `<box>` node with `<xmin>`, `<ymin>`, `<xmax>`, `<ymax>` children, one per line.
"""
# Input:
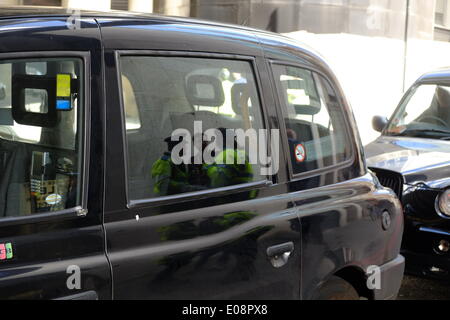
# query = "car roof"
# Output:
<box><xmin>417</xmin><ymin>67</ymin><xmax>450</xmax><ymax>83</ymax></box>
<box><xmin>0</xmin><ymin>6</ymin><xmax>318</xmax><ymax>51</ymax></box>
<box><xmin>0</xmin><ymin>6</ymin><xmax>265</xmax><ymax>34</ymax></box>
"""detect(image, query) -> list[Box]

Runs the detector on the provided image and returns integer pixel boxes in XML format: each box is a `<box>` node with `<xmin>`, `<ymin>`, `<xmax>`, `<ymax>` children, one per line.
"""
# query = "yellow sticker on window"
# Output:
<box><xmin>56</xmin><ymin>74</ymin><xmax>71</xmax><ymax>98</ymax></box>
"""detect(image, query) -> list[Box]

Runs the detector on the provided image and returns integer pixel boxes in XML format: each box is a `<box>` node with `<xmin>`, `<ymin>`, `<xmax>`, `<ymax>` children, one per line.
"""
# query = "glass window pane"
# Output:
<box><xmin>386</xmin><ymin>84</ymin><xmax>450</xmax><ymax>139</ymax></box>
<box><xmin>0</xmin><ymin>57</ymin><xmax>84</xmax><ymax>219</ymax></box>
<box><xmin>120</xmin><ymin>56</ymin><xmax>267</xmax><ymax>200</ymax></box>
<box><xmin>273</xmin><ymin>64</ymin><xmax>351</xmax><ymax>174</ymax></box>
<box><xmin>435</xmin><ymin>0</ymin><xmax>450</xmax><ymax>27</ymax></box>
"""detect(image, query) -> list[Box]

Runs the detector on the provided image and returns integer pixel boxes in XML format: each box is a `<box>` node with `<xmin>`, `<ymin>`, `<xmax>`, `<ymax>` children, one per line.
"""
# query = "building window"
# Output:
<box><xmin>435</xmin><ymin>0</ymin><xmax>450</xmax><ymax>28</ymax></box>
<box><xmin>23</xmin><ymin>0</ymin><xmax>62</xmax><ymax>6</ymax></box>
<box><xmin>435</xmin><ymin>0</ymin><xmax>450</xmax><ymax>41</ymax></box>
<box><xmin>436</xmin><ymin>0</ymin><xmax>446</xmax><ymax>26</ymax></box>
<box><xmin>111</xmin><ymin>0</ymin><xmax>129</xmax><ymax>11</ymax></box>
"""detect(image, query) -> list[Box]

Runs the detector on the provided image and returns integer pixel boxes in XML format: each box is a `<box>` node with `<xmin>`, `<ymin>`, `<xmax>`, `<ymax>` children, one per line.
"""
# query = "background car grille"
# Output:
<box><xmin>369</xmin><ymin>167</ymin><xmax>404</xmax><ymax>200</ymax></box>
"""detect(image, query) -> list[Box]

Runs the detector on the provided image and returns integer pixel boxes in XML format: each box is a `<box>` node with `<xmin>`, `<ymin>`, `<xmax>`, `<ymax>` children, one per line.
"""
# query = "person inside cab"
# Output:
<box><xmin>204</xmin><ymin>127</ymin><xmax>254</xmax><ymax>189</ymax></box>
<box><xmin>417</xmin><ymin>86</ymin><xmax>450</xmax><ymax>127</ymax></box>
<box><xmin>151</xmin><ymin>136</ymin><xmax>203</xmax><ymax>196</ymax></box>
<box><xmin>151</xmin><ymin>127</ymin><xmax>254</xmax><ymax>197</ymax></box>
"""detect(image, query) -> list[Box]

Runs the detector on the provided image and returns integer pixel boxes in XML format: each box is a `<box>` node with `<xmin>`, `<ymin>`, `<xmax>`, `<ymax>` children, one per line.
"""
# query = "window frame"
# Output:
<box><xmin>0</xmin><ymin>51</ymin><xmax>90</xmax><ymax>227</ymax></box>
<box><xmin>269</xmin><ymin>60</ymin><xmax>355</xmax><ymax>182</ymax></box>
<box><xmin>115</xmin><ymin>50</ymin><xmax>274</xmax><ymax>208</ymax></box>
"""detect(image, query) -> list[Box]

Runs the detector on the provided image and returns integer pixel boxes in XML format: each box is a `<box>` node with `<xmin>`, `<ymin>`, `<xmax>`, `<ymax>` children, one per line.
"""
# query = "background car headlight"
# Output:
<box><xmin>436</xmin><ymin>189</ymin><xmax>450</xmax><ymax>218</ymax></box>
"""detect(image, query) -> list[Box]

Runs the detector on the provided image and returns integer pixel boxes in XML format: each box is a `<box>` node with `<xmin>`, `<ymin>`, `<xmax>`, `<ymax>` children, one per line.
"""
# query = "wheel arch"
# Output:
<box><xmin>334</xmin><ymin>265</ymin><xmax>373</xmax><ymax>300</ymax></box>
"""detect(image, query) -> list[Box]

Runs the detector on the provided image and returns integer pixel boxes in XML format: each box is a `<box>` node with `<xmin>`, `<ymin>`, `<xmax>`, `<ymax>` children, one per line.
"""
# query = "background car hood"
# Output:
<box><xmin>365</xmin><ymin>136</ymin><xmax>450</xmax><ymax>185</ymax></box>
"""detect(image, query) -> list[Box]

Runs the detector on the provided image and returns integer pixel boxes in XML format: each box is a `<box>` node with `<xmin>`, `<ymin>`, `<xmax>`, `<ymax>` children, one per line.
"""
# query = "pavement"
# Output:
<box><xmin>398</xmin><ymin>275</ymin><xmax>450</xmax><ymax>300</ymax></box>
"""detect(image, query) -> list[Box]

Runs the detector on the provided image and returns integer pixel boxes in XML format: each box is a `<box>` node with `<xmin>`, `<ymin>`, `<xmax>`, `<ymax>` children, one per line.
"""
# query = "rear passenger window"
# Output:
<box><xmin>120</xmin><ymin>56</ymin><xmax>266</xmax><ymax>201</ymax></box>
<box><xmin>0</xmin><ymin>58</ymin><xmax>84</xmax><ymax>218</ymax></box>
<box><xmin>272</xmin><ymin>65</ymin><xmax>351</xmax><ymax>175</ymax></box>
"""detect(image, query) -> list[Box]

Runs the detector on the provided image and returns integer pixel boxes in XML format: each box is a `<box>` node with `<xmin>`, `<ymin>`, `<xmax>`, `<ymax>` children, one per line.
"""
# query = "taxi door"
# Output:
<box><xmin>0</xmin><ymin>17</ymin><xmax>110</xmax><ymax>299</ymax></box>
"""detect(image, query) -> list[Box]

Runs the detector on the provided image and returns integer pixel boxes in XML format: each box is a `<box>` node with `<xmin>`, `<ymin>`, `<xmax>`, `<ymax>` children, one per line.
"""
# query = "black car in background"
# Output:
<box><xmin>367</xmin><ymin>69</ymin><xmax>450</xmax><ymax>280</ymax></box>
<box><xmin>0</xmin><ymin>7</ymin><xmax>404</xmax><ymax>300</ymax></box>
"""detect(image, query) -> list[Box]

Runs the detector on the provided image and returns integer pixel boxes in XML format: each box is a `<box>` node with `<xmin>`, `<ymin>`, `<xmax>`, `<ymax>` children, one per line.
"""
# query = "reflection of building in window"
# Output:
<box><xmin>121</xmin><ymin>75</ymin><xmax>141</xmax><ymax>131</ymax></box>
<box><xmin>0</xmin><ymin>63</ymin><xmax>42</xmax><ymax>143</ymax></box>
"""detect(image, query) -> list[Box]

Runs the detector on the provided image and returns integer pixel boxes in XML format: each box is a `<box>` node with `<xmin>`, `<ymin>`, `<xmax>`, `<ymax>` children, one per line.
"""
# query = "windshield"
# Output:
<box><xmin>385</xmin><ymin>84</ymin><xmax>450</xmax><ymax>140</ymax></box>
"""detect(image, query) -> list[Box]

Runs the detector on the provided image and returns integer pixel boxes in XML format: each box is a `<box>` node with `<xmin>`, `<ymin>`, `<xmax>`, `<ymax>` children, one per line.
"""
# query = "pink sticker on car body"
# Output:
<box><xmin>0</xmin><ymin>244</ymin><xmax>6</xmax><ymax>260</ymax></box>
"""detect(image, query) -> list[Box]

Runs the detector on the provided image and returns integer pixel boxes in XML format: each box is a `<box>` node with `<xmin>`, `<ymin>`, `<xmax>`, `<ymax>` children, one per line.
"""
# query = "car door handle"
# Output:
<box><xmin>266</xmin><ymin>242</ymin><xmax>294</xmax><ymax>268</ymax></box>
<box><xmin>267</xmin><ymin>242</ymin><xmax>294</xmax><ymax>257</ymax></box>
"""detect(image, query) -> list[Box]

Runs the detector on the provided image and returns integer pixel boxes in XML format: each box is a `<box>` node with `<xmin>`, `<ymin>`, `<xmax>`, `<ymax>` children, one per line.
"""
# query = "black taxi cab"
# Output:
<box><xmin>0</xmin><ymin>7</ymin><xmax>404</xmax><ymax>300</ymax></box>
<box><xmin>367</xmin><ymin>69</ymin><xmax>450</xmax><ymax>280</ymax></box>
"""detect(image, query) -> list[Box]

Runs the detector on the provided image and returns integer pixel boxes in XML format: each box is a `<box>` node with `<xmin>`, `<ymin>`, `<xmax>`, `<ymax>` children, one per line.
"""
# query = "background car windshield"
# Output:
<box><xmin>386</xmin><ymin>84</ymin><xmax>450</xmax><ymax>138</ymax></box>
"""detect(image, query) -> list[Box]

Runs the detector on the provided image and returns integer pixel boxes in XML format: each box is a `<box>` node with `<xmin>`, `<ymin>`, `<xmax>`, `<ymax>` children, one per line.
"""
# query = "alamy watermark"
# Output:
<box><xmin>66</xmin><ymin>264</ymin><xmax>81</xmax><ymax>290</ymax></box>
<box><xmin>366</xmin><ymin>265</ymin><xmax>381</xmax><ymax>290</ymax></box>
<box><xmin>170</xmin><ymin>121</ymin><xmax>280</xmax><ymax>175</ymax></box>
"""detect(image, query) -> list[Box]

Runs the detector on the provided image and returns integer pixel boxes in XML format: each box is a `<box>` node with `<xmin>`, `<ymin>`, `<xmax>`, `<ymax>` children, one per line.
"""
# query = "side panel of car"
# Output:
<box><xmin>98</xmin><ymin>19</ymin><xmax>309</xmax><ymax>299</ymax></box>
<box><xmin>0</xmin><ymin>18</ymin><xmax>110</xmax><ymax>299</ymax></box>
<box><xmin>102</xmin><ymin>56</ymin><xmax>304</xmax><ymax>299</ymax></box>
<box><xmin>98</xmin><ymin>19</ymin><xmax>406</xmax><ymax>300</ymax></box>
<box><xmin>295</xmin><ymin>176</ymin><xmax>403</xmax><ymax>299</ymax></box>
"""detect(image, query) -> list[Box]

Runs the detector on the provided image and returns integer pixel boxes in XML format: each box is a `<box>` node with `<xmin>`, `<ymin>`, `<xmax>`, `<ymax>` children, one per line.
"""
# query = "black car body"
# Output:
<box><xmin>367</xmin><ymin>69</ymin><xmax>450</xmax><ymax>280</ymax></box>
<box><xmin>0</xmin><ymin>7</ymin><xmax>404</xmax><ymax>300</ymax></box>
